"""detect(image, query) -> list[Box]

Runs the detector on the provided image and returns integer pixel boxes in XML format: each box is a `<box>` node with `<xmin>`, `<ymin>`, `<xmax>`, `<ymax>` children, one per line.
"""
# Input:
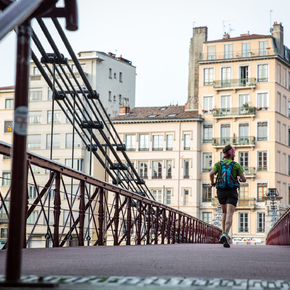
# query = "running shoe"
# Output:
<box><xmin>223</xmin><ymin>234</ymin><xmax>230</xmax><ymax>248</ymax></box>
<box><xmin>219</xmin><ymin>233</ymin><xmax>226</xmax><ymax>244</ymax></box>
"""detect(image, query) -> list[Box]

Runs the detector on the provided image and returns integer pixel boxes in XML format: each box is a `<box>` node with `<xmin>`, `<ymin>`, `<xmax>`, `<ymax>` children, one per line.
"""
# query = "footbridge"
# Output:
<box><xmin>0</xmin><ymin>1</ymin><xmax>289</xmax><ymax>288</ymax></box>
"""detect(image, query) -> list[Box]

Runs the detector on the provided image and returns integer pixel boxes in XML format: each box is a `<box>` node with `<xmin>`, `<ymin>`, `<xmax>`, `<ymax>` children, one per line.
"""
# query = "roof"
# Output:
<box><xmin>206</xmin><ymin>34</ymin><xmax>272</xmax><ymax>43</ymax></box>
<box><xmin>0</xmin><ymin>86</ymin><xmax>15</xmax><ymax>90</ymax></box>
<box><xmin>112</xmin><ymin>105</ymin><xmax>200</xmax><ymax>123</ymax></box>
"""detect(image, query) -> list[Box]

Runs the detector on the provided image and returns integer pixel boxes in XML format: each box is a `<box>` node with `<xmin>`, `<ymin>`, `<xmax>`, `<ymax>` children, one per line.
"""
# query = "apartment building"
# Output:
<box><xmin>0</xmin><ymin>51</ymin><xmax>136</xmax><ymax>248</ymax></box>
<box><xmin>111</xmin><ymin>105</ymin><xmax>203</xmax><ymax>218</ymax></box>
<box><xmin>195</xmin><ymin>22</ymin><xmax>290</xmax><ymax>243</ymax></box>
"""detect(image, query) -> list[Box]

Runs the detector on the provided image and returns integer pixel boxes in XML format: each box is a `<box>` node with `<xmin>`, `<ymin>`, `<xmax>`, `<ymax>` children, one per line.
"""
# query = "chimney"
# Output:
<box><xmin>119</xmin><ymin>106</ymin><xmax>130</xmax><ymax>115</ymax></box>
<box><xmin>185</xmin><ymin>103</ymin><xmax>188</xmax><ymax>111</ymax></box>
<box><xmin>271</xmin><ymin>22</ymin><xmax>284</xmax><ymax>57</ymax></box>
<box><xmin>223</xmin><ymin>33</ymin><xmax>230</xmax><ymax>39</ymax></box>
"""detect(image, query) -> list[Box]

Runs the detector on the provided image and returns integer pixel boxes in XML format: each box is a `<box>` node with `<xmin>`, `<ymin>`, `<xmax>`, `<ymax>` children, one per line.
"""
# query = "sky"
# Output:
<box><xmin>0</xmin><ymin>0</ymin><xmax>290</xmax><ymax>107</ymax></box>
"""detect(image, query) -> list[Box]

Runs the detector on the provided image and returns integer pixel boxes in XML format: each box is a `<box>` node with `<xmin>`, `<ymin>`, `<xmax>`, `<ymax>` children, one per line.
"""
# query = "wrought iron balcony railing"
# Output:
<box><xmin>202</xmin><ymin>198</ymin><xmax>212</xmax><ymax>202</ymax></box>
<box><xmin>202</xmin><ymin>168</ymin><xmax>211</xmax><ymax>173</ymax></box>
<box><xmin>212</xmin><ymin>106</ymin><xmax>255</xmax><ymax>117</ymax></box>
<box><xmin>243</xmin><ymin>167</ymin><xmax>256</xmax><ymax>176</ymax></box>
<box><xmin>212</xmin><ymin>136</ymin><xmax>256</xmax><ymax>147</ymax></box>
<box><xmin>200</xmin><ymin>49</ymin><xmax>274</xmax><ymax>61</ymax></box>
<box><xmin>238</xmin><ymin>228</ymin><xmax>249</xmax><ymax>233</ymax></box>
<box><xmin>237</xmin><ymin>198</ymin><xmax>256</xmax><ymax>207</ymax></box>
<box><xmin>213</xmin><ymin>78</ymin><xmax>256</xmax><ymax>90</ymax></box>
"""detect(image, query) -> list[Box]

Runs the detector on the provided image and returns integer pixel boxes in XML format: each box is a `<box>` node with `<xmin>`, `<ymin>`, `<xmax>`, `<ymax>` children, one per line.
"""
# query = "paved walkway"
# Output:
<box><xmin>0</xmin><ymin>244</ymin><xmax>289</xmax><ymax>289</ymax></box>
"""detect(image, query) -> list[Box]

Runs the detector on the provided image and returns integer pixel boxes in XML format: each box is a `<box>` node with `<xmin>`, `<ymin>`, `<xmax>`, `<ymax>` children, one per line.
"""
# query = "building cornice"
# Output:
<box><xmin>112</xmin><ymin>117</ymin><xmax>204</xmax><ymax>124</ymax></box>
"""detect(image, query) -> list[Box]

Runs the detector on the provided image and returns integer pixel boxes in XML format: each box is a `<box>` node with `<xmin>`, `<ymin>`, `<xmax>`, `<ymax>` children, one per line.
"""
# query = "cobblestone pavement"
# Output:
<box><xmin>0</xmin><ymin>275</ymin><xmax>289</xmax><ymax>290</ymax></box>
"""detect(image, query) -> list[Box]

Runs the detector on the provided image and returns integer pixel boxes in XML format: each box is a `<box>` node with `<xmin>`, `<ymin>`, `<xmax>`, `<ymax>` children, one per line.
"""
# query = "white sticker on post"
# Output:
<box><xmin>14</xmin><ymin>106</ymin><xmax>28</xmax><ymax>136</ymax></box>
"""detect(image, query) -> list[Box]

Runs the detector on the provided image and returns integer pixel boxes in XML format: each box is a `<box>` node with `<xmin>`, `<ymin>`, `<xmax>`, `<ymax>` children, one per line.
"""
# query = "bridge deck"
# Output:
<box><xmin>0</xmin><ymin>244</ymin><xmax>289</xmax><ymax>280</ymax></box>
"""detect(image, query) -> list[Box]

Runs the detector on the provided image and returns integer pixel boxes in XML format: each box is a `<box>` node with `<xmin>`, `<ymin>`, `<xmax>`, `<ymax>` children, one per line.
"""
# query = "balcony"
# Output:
<box><xmin>202</xmin><ymin>198</ymin><xmax>212</xmax><ymax>203</ymax></box>
<box><xmin>202</xmin><ymin>168</ymin><xmax>211</xmax><ymax>173</ymax></box>
<box><xmin>243</xmin><ymin>167</ymin><xmax>256</xmax><ymax>179</ymax></box>
<box><xmin>237</xmin><ymin>198</ymin><xmax>256</xmax><ymax>209</ymax></box>
<box><xmin>152</xmin><ymin>147</ymin><xmax>163</xmax><ymax>151</ymax></box>
<box><xmin>212</xmin><ymin>136</ymin><xmax>256</xmax><ymax>149</ymax></box>
<box><xmin>212</xmin><ymin>106</ymin><xmax>256</xmax><ymax>121</ymax></box>
<box><xmin>152</xmin><ymin>175</ymin><xmax>162</xmax><ymax>179</ymax></box>
<box><xmin>0</xmin><ymin>213</ymin><xmax>9</xmax><ymax>224</ymax></box>
<box><xmin>211</xmin><ymin>198</ymin><xmax>256</xmax><ymax>209</ymax></box>
<box><xmin>200</xmin><ymin>48</ymin><xmax>275</xmax><ymax>62</ymax></box>
<box><xmin>212</xmin><ymin>78</ymin><xmax>256</xmax><ymax>94</ymax></box>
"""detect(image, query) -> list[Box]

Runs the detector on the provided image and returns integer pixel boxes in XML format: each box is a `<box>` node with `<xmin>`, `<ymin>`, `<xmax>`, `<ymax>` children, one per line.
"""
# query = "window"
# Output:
<box><xmin>139</xmin><ymin>134</ymin><xmax>149</xmax><ymax>151</ymax></box>
<box><xmin>203</xmin><ymin>124</ymin><xmax>212</xmax><ymax>143</ymax></box>
<box><xmin>184</xmin><ymin>160</ymin><xmax>189</xmax><ymax>178</ymax></box>
<box><xmin>166</xmin><ymin>134</ymin><xmax>173</xmax><ymax>150</ymax></box>
<box><xmin>126</xmin><ymin>135</ymin><xmax>136</xmax><ymax>151</ymax></box>
<box><xmin>108</xmin><ymin>91</ymin><xmax>112</xmax><ymax>101</ymax></box>
<box><xmin>257</xmin><ymin>64</ymin><xmax>268</xmax><ymax>82</ymax></box>
<box><xmin>43</xmin><ymin>210</ymin><xmax>54</xmax><ymax>226</ymax></box>
<box><xmin>119</xmin><ymin>72</ymin><xmax>122</xmax><ymax>82</ymax></box>
<box><xmin>29</xmin><ymin>89</ymin><xmax>42</xmax><ymax>101</ymax></box>
<box><xmin>29</xmin><ymin>186</ymin><xmax>38</xmax><ymax>199</ymax></box>
<box><xmin>202</xmin><ymin>153</ymin><xmax>212</xmax><ymax>172</ymax></box>
<box><xmin>152</xmin><ymin>189</ymin><xmax>162</xmax><ymax>203</ymax></box>
<box><xmin>203</xmin><ymin>68</ymin><xmax>213</xmax><ymax>85</ymax></box>
<box><xmin>257</xmin><ymin>92</ymin><xmax>268</xmax><ymax>107</ymax></box>
<box><xmin>47</xmin><ymin>110</ymin><xmax>61</xmax><ymax>124</ymax></box>
<box><xmin>277</xmin><ymin>92</ymin><xmax>281</xmax><ymax>113</ymax></box>
<box><xmin>224</xmin><ymin>44</ymin><xmax>233</xmax><ymax>59</ymax></box>
<box><xmin>166</xmin><ymin>114</ymin><xmax>177</xmax><ymax>117</ymax></box>
<box><xmin>289</xmin><ymin>72</ymin><xmax>290</xmax><ymax>90</ymax></box>
<box><xmin>46</xmin><ymin>134</ymin><xmax>61</xmax><ymax>149</ymax></box>
<box><xmin>1</xmin><ymin>228</ymin><xmax>8</xmax><ymax>239</ymax></box>
<box><xmin>33</xmin><ymin>66</ymin><xmax>40</xmax><ymax>75</ymax></box>
<box><xmin>138</xmin><ymin>161</ymin><xmax>148</xmax><ymax>179</ymax></box>
<box><xmin>109</xmin><ymin>68</ymin><xmax>112</xmax><ymax>78</ymax></box>
<box><xmin>4</xmin><ymin>121</ymin><xmax>12</xmax><ymax>133</ymax></box>
<box><xmin>239</xmin><ymin>212</ymin><xmax>248</xmax><ymax>232</ymax></box>
<box><xmin>207</xmin><ymin>46</ymin><xmax>215</xmax><ymax>60</ymax></box>
<box><xmin>257</xmin><ymin>122</ymin><xmax>267</xmax><ymax>141</ymax></box>
<box><xmin>221</xmin><ymin>67</ymin><xmax>231</xmax><ymax>86</ymax></box>
<box><xmin>166</xmin><ymin>189</ymin><xmax>171</xmax><ymax>205</ymax></box>
<box><xmin>202</xmin><ymin>212</ymin><xmax>212</xmax><ymax>224</ymax></box>
<box><xmin>221</xmin><ymin>95</ymin><xmax>231</xmax><ymax>111</ymax></box>
<box><xmin>27</xmin><ymin>210</ymin><xmax>39</xmax><ymax>224</ymax></box>
<box><xmin>239</xmin><ymin>184</ymin><xmax>249</xmax><ymax>205</ymax></box>
<box><xmin>166</xmin><ymin>160</ymin><xmax>172</xmax><ymax>178</ymax></box>
<box><xmin>239</xmin><ymin>152</ymin><xmax>248</xmax><ymax>169</ymax></box>
<box><xmin>27</xmin><ymin>135</ymin><xmax>41</xmax><ymax>149</ymax></box>
<box><xmin>184</xmin><ymin>134</ymin><xmax>190</xmax><ymax>150</ymax></box>
<box><xmin>2</xmin><ymin>171</ymin><xmax>11</xmax><ymax>186</ymax></box>
<box><xmin>239</xmin><ymin>123</ymin><xmax>249</xmax><ymax>143</ymax></box>
<box><xmin>277</xmin><ymin>121</ymin><xmax>281</xmax><ymax>142</ymax></box>
<box><xmin>202</xmin><ymin>96</ymin><xmax>213</xmax><ymax>112</ymax></box>
<box><xmin>242</xmin><ymin>43</ymin><xmax>251</xmax><ymax>57</ymax></box>
<box><xmin>257</xmin><ymin>183</ymin><xmax>267</xmax><ymax>202</ymax></box>
<box><xmin>258</xmin><ymin>151</ymin><xmax>267</xmax><ymax>171</ymax></box>
<box><xmin>28</xmin><ymin>111</ymin><xmax>42</xmax><ymax>124</ymax></box>
<box><xmin>257</xmin><ymin>213</ymin><xmax>265</xmax><ymax>233</ymax></box>
<box><xmin>114</xmin><ymin>73</ymin><xmax>116</xmax><ymax>79</ymax></box>
<box><xmin>153</xmin><ymin>135</ymin><xmax>163</xmax><ymax>151</ymax></box>
<box><xmin>119</xmin><ymin>95</ymin><xmax>122</xmax><ymax>105</ymax></box>
<box><xmin>202</xmin><ymin>184</ymin><xmax>212</xmax><ymax>202</ymax></box>
<box><xmin>259</xmin><ymin>41</ymin><xmax>268</xmax><ymax>56</ymax></box>
<box><xmin>65</xmin><ymin>159</ymin><xmax>84</xmax><ymax>171</ymax></box>
<box><xmin>220</xmin><ymin>124</ymin><xmax>231</xmax><ymax>144</ymax></box>
<box><xmin>184</xmin><ymin>189</ymin><xmax>189</xmax><ymax>206</ymax></box>
<box><xmin>239</xmin><ymin>66</ymin><xmax>249</xmax><ymax>85</ymax></box>
<box><xmin>152</xmin><ymin>161</ymin><xmax>162</xmax><ymax>179</ymax></box>
<box><xmin>5</xmin><ymin>98</ymin><xmax>14</xmax><ymax>109</ymax></box>
<box><xmin>277</xmin><ymin>64</ymin><xmax>281</xmax><ymax>84</ymax></box>
<box><xmin>238</xmin><ymin>95</ymin><xmax>249</xmax><ymax>109</ymax></box>
<box><xmin>65</xmin><ymin>133</ymin><xmax>83</xmax><ymax>148</ymax></box>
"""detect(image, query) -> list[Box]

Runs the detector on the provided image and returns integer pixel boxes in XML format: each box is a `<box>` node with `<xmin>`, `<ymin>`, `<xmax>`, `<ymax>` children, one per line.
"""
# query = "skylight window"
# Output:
<box><xmin>166</xmin><ymin>114</ymin><xmax>177</xmax><ymax>117</ymax></box>
<box><xmin>147</xmin><ymin>114</ymin><xmax>158</xmax><ymax>118</ymax></box>
<box><xmin>159</xmin><ymin>107</ymin><xmax>167</xmax><ymax>111</ymax></box>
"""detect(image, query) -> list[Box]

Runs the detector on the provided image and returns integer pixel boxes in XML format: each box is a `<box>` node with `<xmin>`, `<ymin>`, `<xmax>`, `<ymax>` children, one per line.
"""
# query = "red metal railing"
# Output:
<box><xmin>0</xmin><ymin>141</ymin><xmax>221</xmax><ymax>248</ymax></box>
<box><xmin>266</xmin><ymin>208</ymin><xmax>290</xmax><ymax>245</ymax></box>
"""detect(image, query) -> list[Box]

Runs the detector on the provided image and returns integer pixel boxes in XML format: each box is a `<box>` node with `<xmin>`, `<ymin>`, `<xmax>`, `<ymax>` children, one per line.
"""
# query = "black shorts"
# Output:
<box><xmin>217</xmin><ymin>188</ymin><xmax>238</xmax><ymax>207</ymax></box>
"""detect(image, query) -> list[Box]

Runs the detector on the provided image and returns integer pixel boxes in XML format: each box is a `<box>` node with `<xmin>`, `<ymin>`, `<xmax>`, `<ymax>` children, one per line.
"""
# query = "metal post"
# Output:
<box><xmin>126</xmin><ymin>197</ymin><xmax>131</xmax><ymax>245</ymax></box>
<box><xmin>53</xmin><ymin>172</ymin><xmax>61</xmax><ymax>247</ymax></box>
<box><xmin>98</xmin><ymin>188</ymin><xmax>104</xmax><ymax>246</ymax></box>
<box><xmin>114</xmin><ymin>193</ymin><xmax>119</xmax><ymax>246</ymax></box>
<box><xmin>5</xmin><ymin>19</ymin><xmax>31</xmax><ymax>283</ymax></box>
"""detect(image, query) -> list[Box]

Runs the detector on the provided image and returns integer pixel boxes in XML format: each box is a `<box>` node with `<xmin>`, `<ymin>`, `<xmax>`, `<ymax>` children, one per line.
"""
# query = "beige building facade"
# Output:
<box><xmin>197</xmin><ymin>22</ymin><xmax>290</xmax><ymax>243</ymax></box>
<box><xmin>111</xmin><ymin>106</ymin><xmax>203</xmax><ymax>218</ymax></box>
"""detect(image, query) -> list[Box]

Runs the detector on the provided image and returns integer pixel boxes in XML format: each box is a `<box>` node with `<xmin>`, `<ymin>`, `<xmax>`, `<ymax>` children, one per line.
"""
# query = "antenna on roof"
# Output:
<box><xmin>270</xmin><ymin>10</ymin><xmax>273</xmax><ymax>32</ymax></box>
<box><xmin>222</xmin><ymin>20</ymin><xmax>234</xmax><ymax>36</ymax></box>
